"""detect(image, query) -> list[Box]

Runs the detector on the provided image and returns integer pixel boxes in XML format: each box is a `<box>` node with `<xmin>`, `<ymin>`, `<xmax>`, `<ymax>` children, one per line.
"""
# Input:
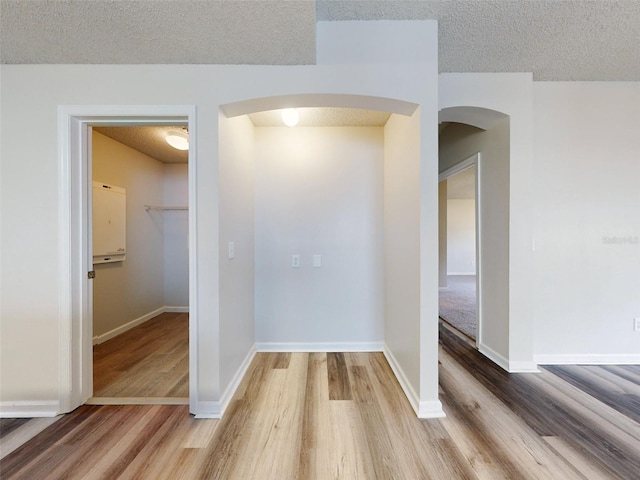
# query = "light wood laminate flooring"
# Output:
<box><xmin>92</xmin><ymin>312</ymin><xmax>189</xmax><ymax>399</ymax></box>
<box><xmin>2</xmin><ymin>323</ymin><xmax>639</xmax><ymax>479</ymax></box>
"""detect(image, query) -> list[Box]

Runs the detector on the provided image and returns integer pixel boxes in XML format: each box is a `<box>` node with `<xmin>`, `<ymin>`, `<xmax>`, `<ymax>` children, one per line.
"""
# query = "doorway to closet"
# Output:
<box><xmin>89</xmin><ymin>125</ymin><xmax>190</xmax><ymax>404</ymax></box>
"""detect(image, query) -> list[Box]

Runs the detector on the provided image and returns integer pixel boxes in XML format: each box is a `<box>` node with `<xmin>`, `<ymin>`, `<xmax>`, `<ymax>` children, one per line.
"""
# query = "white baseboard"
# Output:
<box><xmin>193</xmin><ymin>401</ymin><xmax>221</xmax><ymax>419</ymax></box>
<box><xmin>164</xmin><ymin>306</ymin><xmax>189</xmax><ymax>313</ymax></box>
<box><xmin>535</xmin><ymin>354</ymin><xmax>640</xmax><ymax>365</ymax></box>
<box><xmin>509</xmin><ymin>360</ymin><xmax>540</xmax><ymax>373</ymax></box>
<box><xmin>93</xmin><ymin>305</ymin><xmax>189</xmax><ymax>345</ymax></box>
<box><xmin>383</xmin><ymin>344</ymin><xmax>445</xmax><ymax>419</ymax></box>
<box><xmin>447</xmin><ymin>272</ymin><xmax>476</xmax><ymax>276</ymax></box>
<box><xmin>479</xmin><ymin>343</ymin><xmax>539</xmax><ymax>373</ymax></box>
<box><xmin>0</xmin><ymin>400</ymin><xmax>60</xmax><ymax>418</ymax></box>
<box><xmin>255</xmin><ymin>341</ymin><xmax>384</xmax><ymax>352</ymax></box>
<box><xmin>218</xmin><ymin>345</ymin><xmax>257</xmax><ymax>417</ymax></box>
<box><xmin>418</xmin><ymin>400</ymin><xmax>446</xmax><ymax>419</ymax></box>
<box><xmin>478</xmin><ymin>342</ymin><xmax>510</xmax><ymax>372</ymax></box>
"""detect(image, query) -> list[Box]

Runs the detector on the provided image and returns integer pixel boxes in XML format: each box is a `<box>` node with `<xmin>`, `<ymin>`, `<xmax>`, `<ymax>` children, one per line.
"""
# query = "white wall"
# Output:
<box><xmin>383</xmin><ymin>112</ymin><xmax>422</xmax><ymax>402</ymax></box>
<box><xmin>439</xmin><ymin>121</ymin><xmax>511</xmax><ymax>362</ymax></box>
<box><xmin>92</xmin><ymin>131</ymin><xmax>165</xmax><ymax>338</ymax></box>
<box><xmin>0</xmin><ymin>20</ymin><xmax>439</xmax><ymax>416</ymax></box>
<box><xmin>440</xmin><ymin>73</ymin><xmax>535</xmax><ymax>371</ymax></box>
<box><xmin>438</xmin><ymin>180</ymin><xmax>448</xmax><ymax>287</ymax></box>
<box><xmin>255</xmin><ymin>126</ymin><xmax>384</xmax><ymax>347</ymax></box>
<box><xmin>533</xmin><ymin>82</ymin><xmax>640</xmax><ymax>363</ymax></box>
<box><xmin>447</xmin><ymin>199</ymin><xmax>476</xmax><ymax>275</ymax></box>
<box><xmin>163</xmin><ymin>163</ymin><xmax>189</xmax><ymax>308</ymax></box>
<box><xmin>218</xmin><ymin>113</ymin><xmax>256</xmax><ymax>398</ymax></box>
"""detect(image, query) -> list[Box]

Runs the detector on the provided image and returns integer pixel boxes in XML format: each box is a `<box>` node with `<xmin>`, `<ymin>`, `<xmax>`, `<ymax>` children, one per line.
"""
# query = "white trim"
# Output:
<box><xmin>508</xmin><ymin>361</ymin><xmax>540</xmax><ymax>373</ymax></box>
<box><xmin>193</xmin><ymin>401</ymin><xmax>221</xmax><ymax>419</ymax></box>
<box><xmin>535</xmin><ymin>354</ymin><xmax>640</xmax><ymax>365</ymax></box>
<box><xmin>418</xmin><ymin>400</ymin><xmax>446</xmax><ymax>419</ymax></box>
<box><xmin>164</xmin><ymin>306</ymin><xmax>189</xmax><ymax>313</ymax></box>
<box><xmin>438</xmin><ymin>154</ymin><xmax>477</xmax><ymax>181</ymax></box>
<box><xmin>57</xmin><ymin>105</ymin><xmax>197</xmax><ymax>416</ymax></box>
<box><xmin>478</xmin><ymin>342</ymin><xmax>510</xmax><ymax>372</ymax></box>
<box><xmin>255</xmin><ymin>342</ymin><xmax>384</xmax><ymax>352</ymax></box>
<box><xmin>0</xmin><ymin>401</ymin><xmax>60</xmax><ymax>418</ymax></box>
<box><xmin>383</xmin><ymin>344</ymin><xmax>446</xmax><ymax>418</ymax></box>
<box><xmin>86</xmin><ymin>397</ymin><xmax>189</xmax><ymax>405</ymax></box>
<box><xmin>92</xmin><ymin>307</ymin><xmax>164</xmax><ymax>345</ymax></box>
<box><xmin>383</xmin><ymin>345</ymin><xmax>419</xmax><ymax>415</ymax></box>
<box><xmin>218</xmin><ymin>345</ymin><xmax>257</xmax><ymax>416</ymax></box>
<box><xmin>446</xmin><ymin>271</ymin><xmax>476</xmax><ymax>276</ymax></box>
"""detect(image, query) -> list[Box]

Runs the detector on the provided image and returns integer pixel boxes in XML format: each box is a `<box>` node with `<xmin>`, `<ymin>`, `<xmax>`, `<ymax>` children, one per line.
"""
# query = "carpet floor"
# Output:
<box><xmin>439</xmin><ymin>275</ymin><xmax>477</xmax><ymax>339</ymax></box>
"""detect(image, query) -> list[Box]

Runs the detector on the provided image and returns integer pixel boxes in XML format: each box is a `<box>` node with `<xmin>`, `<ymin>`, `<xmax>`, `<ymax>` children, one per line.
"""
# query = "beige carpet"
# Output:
<box><xmin>439</xmin><ymin>275</ymin><xmax>477</xmax><ymax>339</ymax></box>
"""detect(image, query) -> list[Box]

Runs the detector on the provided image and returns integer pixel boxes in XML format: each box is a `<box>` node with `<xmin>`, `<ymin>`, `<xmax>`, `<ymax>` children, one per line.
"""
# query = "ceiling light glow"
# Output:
<box><xmin>281</xmin><ymin>108</ymin><xmax>299</xmax><ymax>127</ymax></box>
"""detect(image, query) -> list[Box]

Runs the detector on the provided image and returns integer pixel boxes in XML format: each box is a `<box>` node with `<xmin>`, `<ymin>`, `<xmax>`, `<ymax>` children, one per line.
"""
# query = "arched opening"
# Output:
<box><xmin>438</xmin><ymin>106</ymin><xmax>511</xmax><ymax>369</ymax></box>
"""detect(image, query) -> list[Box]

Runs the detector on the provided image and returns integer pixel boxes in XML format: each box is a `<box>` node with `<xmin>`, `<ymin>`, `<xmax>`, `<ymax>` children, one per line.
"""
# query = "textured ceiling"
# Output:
<box><xmin>1</xmin><ymin>0</ymin><xmax>639</xmax><ymax>80</ymax></box>
<box><xmin>94</xmin><ymin>126</ymin><xmax>189</xmax><ymax>164</ymax></box>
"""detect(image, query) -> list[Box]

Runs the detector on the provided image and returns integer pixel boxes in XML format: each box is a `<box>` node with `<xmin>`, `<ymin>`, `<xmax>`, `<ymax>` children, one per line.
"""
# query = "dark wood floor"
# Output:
<box><xmin>92</xmin><ymin>312</ymin><xmax>189</xmax><ymax>399</ymax></box>
<box><xmin>2</xmin><ymin>323</ymin><xmax>639</xmax><ymax>479</ymax></box>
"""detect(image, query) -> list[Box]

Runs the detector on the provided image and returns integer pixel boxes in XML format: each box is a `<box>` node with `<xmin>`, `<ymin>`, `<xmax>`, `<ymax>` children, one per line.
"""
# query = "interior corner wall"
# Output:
<box><xmin>92</xmin><ymin>131</ymin><xmax>165</xmax><ymax>338</ymax></box>
<box><xmin>254</xmin><ymin>126</ymin><xmax>384</xmax><ymax>347</ymax></box>
<box><xmin>218</xmin><ymin>113</ymin><xmax>256</xmax><ymax>394</ymax></box>
<box><xmin>439</xmin><ymin>121</ymin><xmax>510</xmax><ymax>360</ymax></box>
<box><xmin>163</xmin><ymin>163</ymin><xmax>189</xmax><ymax>308</ymax></box>
<box><xmin>384</xmin><ymin>112</ymin><xmax>422</xmax><ymax>396</ymax></box>
<box><xmin>532</xmin><ymin>82</ymin><xmax>640</xmax><ymax>362</ymax></box>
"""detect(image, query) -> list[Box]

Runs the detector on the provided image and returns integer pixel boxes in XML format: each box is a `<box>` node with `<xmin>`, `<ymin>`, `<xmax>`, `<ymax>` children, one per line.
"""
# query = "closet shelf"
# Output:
<box><xmin>144</xmin><ymin>205</ymin><xmax>188</xmax><ymax>211</ymax></box>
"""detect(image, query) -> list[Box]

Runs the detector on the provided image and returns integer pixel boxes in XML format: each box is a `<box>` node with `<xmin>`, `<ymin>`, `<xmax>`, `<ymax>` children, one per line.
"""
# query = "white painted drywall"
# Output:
<box><xmin>0</xmin><ymin>20</ymin><xmax>439</xmax><ymax>415</ymax></box>
<box><xmin>439</xmin><ymin>180</ymin><xmax>448</xmax><ymax>288</ymax></box>
<box><xmin>254</xmin><ymin>126</ymin><xmax>384</xmax><ymax>346</ymax></box>
<box><xmin>533</xmin><ymin>82</ymin><xmax>640</xmax><ymax>362</ymax></box>
<box><xmin>447</xmin><ymin>199</ymin><xmax>476</xmax><ymax>275</ymax></box>
<box><xmin>439</xmin><ymin>73</ymin><xmax>535</xmax><ymax>371</ymax></box>
<box><xmin>92</xmin><ymin>131</ymin><xmax>165</xmax><ymax>338</ymax></box>
<box><xmin>383</xmin><ymin>112</ymin><xmax>422</xmax><ymax>397</ymax></box>
<box><xmin>163</xmin><ymin>163</ymin><xmax>189</xmax><ymax>308</ymax></box>
<box><xmin>439</xmin><ymin>121</ymin><xmax>510</xmax><ymax>361</ymax></box>
<box><xmin>218</xmin><ymin>113</ymin><xmax>256</xmax><ymax>393</ymax></box>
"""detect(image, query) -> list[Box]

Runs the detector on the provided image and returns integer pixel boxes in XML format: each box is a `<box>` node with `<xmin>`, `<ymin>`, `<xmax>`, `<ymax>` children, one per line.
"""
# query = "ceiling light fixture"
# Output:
<box><xmin>166</xmin><ymin>128</ymin><xmax>189</xmax><ymax>150</ymax></box>
<box><xmin>281</xmin><ymin>108</ymin><xmax>299</xmax><ymax>127</ymax></box>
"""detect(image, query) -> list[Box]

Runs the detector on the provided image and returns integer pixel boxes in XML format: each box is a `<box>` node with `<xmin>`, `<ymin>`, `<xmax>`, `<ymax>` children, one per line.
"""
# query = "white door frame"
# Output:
<box><xmin>57</xmin><ymin>105</ymin><xmax>198</xmax><ymax>413</ymax></box>
<box><xmin>438</xmin><ymin>153</ymin><xmax>482</xmax><ymax>347</ymax></box>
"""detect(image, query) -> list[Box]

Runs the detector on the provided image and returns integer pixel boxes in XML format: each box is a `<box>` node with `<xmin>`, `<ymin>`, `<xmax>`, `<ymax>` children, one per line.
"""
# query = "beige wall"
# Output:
<box><xmin>92</xmin><ymin>131</ymin><xmax>165</xmax><ymax>338</ymax></box>
<box><xmin>447</xmin><ymin>199</ymin><xmax>476</xmax><ymax>275</ymax></box>
<box><xmin>163</xmin><ymin>163</ymin><xmax>189</xmax><ymax>307</ymax></box>
<box><xmin>383</xmin><ymin>112</ymin><xmax>422</xmax><ymax>394</ymax></box>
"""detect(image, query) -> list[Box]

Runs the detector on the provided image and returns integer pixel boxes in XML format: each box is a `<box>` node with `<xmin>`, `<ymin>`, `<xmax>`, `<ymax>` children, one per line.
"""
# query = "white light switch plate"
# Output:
<box><xmin>313</xmin><ymin>254</ymin><xmax>322</xmax><ymax>268</ymax></box>
<box><xmin>228</xmin><ymin>242</ymin><xmax>235</xmax><ymax>259</ymax></box>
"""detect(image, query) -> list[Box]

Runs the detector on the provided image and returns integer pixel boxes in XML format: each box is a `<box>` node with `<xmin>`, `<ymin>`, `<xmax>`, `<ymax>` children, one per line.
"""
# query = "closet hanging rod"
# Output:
<box><xmin>144</xmin><ymin>205</ymin><xmax>188</xmax><ymax>211</ymax></box>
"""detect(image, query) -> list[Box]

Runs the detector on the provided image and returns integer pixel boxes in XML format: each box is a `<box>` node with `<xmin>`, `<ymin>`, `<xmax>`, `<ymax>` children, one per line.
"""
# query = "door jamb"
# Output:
<box><xmin>58</xmin><ymin>105</ymin><xmax>198</xmax><ymax>413</ymax></box>
<box><xmin>438</xmin><ymin>153</ymin><xmax>482</xmax><ymax>347</ymax></box>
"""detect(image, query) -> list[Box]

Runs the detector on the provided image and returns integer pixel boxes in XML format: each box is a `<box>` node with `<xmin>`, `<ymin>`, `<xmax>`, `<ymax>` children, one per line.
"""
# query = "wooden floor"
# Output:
<box><xmin>92</xmin><ymin>312</ymin><xmax>189</xmax><ymax>399</ymax></box>
<box><xmin>2</xmin><ymin>324</ymin><xmax>639</xmax><ymax>479</ymax></box>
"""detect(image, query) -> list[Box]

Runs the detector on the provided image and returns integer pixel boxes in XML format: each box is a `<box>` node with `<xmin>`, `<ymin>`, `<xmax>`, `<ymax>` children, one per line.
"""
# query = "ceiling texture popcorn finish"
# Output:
<box><xmin>1</xmin><ymin>0</ymin><xmax>639</xmax><ymax>80</ymax></box>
